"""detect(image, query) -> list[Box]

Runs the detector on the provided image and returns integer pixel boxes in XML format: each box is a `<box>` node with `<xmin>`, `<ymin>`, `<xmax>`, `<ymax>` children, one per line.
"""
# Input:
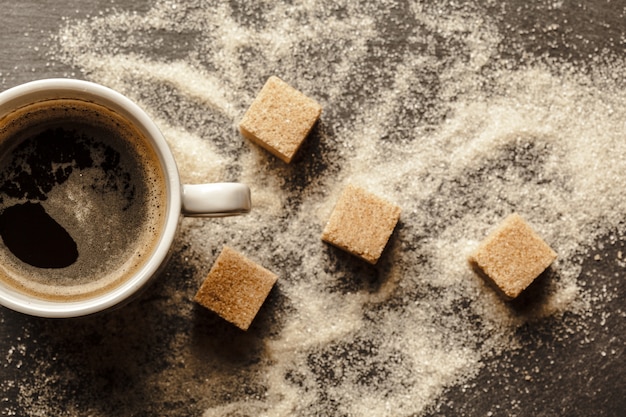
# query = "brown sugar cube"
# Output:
<box><xmin>194</xmin><ymin>246</ymin><xmax>277</xmax><ymax>330</ymax></box>
<box><xmin>469</xmin><ymin>213</ymin><xmax>557</xmax><ymax>300</ymax></box>
<box><xmin>239</xmin><ymin>76</ymin><xmax>322</xmax><ymax>163</ymax></box>
<box><xmin>322</xmin><ymin>185</ymin><xmax>401</xmax><ymax>264</ymax></box>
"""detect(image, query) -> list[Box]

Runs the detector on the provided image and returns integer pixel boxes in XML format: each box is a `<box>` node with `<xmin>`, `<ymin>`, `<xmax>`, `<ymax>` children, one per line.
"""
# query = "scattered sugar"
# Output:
<box><xmin>153</xmin><ymin>118</ymin><xmax>226</xmax><ymax>184</ymax></box>
<box><xmin>2</xmin><ymin>0</ymin><xmax>617</xmax><ymax>415</ymax></box>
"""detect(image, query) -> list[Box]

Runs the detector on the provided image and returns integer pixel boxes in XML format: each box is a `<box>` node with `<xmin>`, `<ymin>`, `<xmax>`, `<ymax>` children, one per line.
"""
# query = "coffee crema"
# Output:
<box><xmin>0</xmin><ymin>98</ymin><xmax>168</xmax><ymax>301</ymax></box>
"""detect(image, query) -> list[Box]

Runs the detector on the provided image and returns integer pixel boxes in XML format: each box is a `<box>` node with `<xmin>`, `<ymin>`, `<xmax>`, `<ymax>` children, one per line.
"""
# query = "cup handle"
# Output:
<box><xmin>182</xmin><ymin>183</ymin><xmax>251</xmax><ymax>217</ymax></box>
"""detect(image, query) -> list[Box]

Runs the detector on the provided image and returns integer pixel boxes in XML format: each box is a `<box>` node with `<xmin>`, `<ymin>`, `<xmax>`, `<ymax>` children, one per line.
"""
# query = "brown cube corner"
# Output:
<box><xmin>239</xmin><ymin>76</ymin><xmax>322</xmax><ymax>163</ymax></box>
<box><xmin>194</xmin><ymin>246</ymin><xmax>278</xmax><ymax>330</ymax></box>
<box><xmin>322</xmin><ymin>185</ymin><xmax>401</xmax><ymax>264</ymax></box>
<box><xmin>469</xmin><ymin>213</ymin><xmax>557</xmax><ymax>300</ymax></box>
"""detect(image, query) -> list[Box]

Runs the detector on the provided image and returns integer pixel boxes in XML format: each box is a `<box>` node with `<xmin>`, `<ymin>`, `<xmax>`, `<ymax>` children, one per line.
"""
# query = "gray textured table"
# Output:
<box><xmin>1</xmin><ymin>1</ymin><xmax>625</xmax><ymax>416</ymax></box>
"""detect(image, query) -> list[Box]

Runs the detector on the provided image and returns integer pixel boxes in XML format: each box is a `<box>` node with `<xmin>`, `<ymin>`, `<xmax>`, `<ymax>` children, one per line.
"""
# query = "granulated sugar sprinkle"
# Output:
<box><xmin>6</xmin><ymin>0</ymin><xmax>619</xmax><ymax>415</ymax></box>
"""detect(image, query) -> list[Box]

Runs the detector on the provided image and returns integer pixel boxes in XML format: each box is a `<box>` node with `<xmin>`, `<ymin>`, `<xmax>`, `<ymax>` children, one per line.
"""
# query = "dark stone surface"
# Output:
<box><xmin>0</xmin><ymin>1</ymin><xmax>624</xmax><ymax>416</ymax></box>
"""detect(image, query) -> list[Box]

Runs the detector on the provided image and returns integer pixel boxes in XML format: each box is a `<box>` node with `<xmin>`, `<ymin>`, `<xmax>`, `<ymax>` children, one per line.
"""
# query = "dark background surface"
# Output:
<box><xmin>0</xmin><ymin>1</ymin><xmax>624</xmax><ymax>416</ymax></box>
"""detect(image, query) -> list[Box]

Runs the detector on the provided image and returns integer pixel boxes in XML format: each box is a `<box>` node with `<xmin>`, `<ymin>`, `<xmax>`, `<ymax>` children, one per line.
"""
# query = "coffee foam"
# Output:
<box><xmin>0</xmin><ymin>99</ymin><xmax>168</xmax><ymax>301</ymax></box>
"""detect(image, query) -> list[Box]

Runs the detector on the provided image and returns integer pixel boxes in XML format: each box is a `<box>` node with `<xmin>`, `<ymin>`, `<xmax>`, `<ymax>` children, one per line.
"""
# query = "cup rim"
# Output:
<box><xmin>0</xmin><ymin>78</ymin><xmax>182</xmax><ymax>318</ymax></box>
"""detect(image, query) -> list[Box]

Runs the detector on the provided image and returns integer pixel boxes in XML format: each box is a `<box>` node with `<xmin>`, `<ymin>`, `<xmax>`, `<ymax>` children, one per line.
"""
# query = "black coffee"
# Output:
<box><xmin>0</xmin><ymin>99</ymin><xmax>167</xmax><ymax>301</ymax></box>
<box><xmin>0</xmin><ymin>202</ymin><xmax>78</xmax><ymax>268</ymax></box>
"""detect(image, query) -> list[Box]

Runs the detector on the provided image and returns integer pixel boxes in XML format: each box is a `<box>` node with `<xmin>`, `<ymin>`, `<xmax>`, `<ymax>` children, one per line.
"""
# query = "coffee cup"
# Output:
<box><xmin>0</xmin><ymin>79</ymin><xmax>251</xmax><ymax>318</ymax></box>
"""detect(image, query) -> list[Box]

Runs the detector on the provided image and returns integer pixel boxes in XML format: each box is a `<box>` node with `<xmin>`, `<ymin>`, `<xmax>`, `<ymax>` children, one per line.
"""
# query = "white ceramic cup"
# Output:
<box><xmin>0</xmin><ymin>79</ymin><xmax>251</xmax><ymax>318</ymax></box>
